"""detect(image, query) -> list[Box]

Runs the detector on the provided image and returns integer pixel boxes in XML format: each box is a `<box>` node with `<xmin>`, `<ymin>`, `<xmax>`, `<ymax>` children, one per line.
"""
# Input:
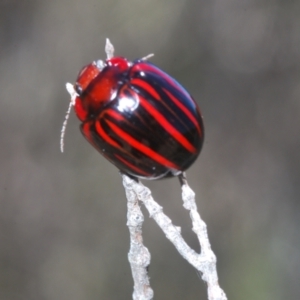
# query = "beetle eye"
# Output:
<box><xmin>75</xmin><ymin>83</ymin><xmax>83</xmax><ymax>96</ymax></box>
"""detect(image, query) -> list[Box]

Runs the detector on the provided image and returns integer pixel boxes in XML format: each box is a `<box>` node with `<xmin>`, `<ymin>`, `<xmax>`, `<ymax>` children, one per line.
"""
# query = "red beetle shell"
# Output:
<box><xmin>72</xmin><ymin>55</ymin><xmax>204</xmax><ymax>180</ymax></box>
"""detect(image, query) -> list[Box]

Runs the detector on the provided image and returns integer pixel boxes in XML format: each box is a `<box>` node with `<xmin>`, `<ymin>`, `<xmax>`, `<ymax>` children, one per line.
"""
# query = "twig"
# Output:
<box><xmin>179</xmin><ymin>173</ymin><xmax>227</xmax><ymax>300</ymax></box>
<box><xmin>122</xmin><ymin>173</ymin><xmax>227</xmax><ymax>300</ymax></box>
<box><xmin>123</xmin><ymin>176</ymin><xmax>153</xmax><ymax>300</ymax></box>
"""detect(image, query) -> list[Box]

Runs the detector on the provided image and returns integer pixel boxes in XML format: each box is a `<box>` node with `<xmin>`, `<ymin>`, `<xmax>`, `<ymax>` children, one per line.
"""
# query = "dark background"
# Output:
<box><xmin>1</xmin><ymin>0</ymin><xmax>299</xmax><ymax>299</ymax></box>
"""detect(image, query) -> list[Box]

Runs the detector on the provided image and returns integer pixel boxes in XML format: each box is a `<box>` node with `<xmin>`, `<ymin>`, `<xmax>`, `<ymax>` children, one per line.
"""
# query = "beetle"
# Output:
<box><xmin>62</xmin><ymin>39</ymin><xmax>204</xmax><ymax>180</ymax></box>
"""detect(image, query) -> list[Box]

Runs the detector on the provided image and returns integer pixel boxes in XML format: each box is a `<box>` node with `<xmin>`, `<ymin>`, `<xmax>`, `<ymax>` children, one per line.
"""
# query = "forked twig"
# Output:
<box><xmin>122</xmin><ymin>173</ymin><xmax>227</xmax><ymax>300</ymax></box>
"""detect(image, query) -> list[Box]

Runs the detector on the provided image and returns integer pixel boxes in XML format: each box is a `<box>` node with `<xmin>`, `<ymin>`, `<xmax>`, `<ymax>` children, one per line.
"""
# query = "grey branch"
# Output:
<box><xmin>122</xmin><ymin>173</ymin><xmax>227</xmax><ymax>300</ymax></box>
<box><xmin>123</xmin><ymin>176</ymin><xmax>153</xmax><ymax>300</ymax></box>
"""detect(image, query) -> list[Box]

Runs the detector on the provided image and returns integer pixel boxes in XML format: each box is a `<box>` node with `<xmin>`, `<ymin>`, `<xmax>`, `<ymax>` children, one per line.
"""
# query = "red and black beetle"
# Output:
<box><xmin>62</xmin><ymin>39</ymin><xmax>204</xmax><ymax>180</ymax></box>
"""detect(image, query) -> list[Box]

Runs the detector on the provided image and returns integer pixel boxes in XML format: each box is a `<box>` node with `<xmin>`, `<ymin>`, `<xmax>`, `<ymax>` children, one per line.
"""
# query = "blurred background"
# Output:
<box><xmin>0</xmin><ymin>0</ymin><xmax>299</xmax><ymax>299</ymax></box>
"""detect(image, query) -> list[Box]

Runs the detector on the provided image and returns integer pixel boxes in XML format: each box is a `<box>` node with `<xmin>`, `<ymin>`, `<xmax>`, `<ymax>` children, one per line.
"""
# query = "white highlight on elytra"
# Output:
<box><xmin>60</xmin><ymin>83</ymin><xmax>78</xmax><ymax>153</ymax></box>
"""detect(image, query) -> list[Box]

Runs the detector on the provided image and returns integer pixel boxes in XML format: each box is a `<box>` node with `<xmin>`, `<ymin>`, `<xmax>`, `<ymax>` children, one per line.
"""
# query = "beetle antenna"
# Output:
<box><xmin>105</xmin><ymin>38</ymin><xmax>114</xmax><ymax>59</ymax></box>
<box><xmin>140</xmin><ymin>53</ymin><xmax>154</xmax><ymax>61</ymax></box>
<box><xmin>60</xmin><ymin>101</ymin><xmax>73</xmax><ymax>153</ymax></box>
<box><xmin>60</xmin><ymin>83</ymin><xmax>78</xmax><ymax>153</ymax></box>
